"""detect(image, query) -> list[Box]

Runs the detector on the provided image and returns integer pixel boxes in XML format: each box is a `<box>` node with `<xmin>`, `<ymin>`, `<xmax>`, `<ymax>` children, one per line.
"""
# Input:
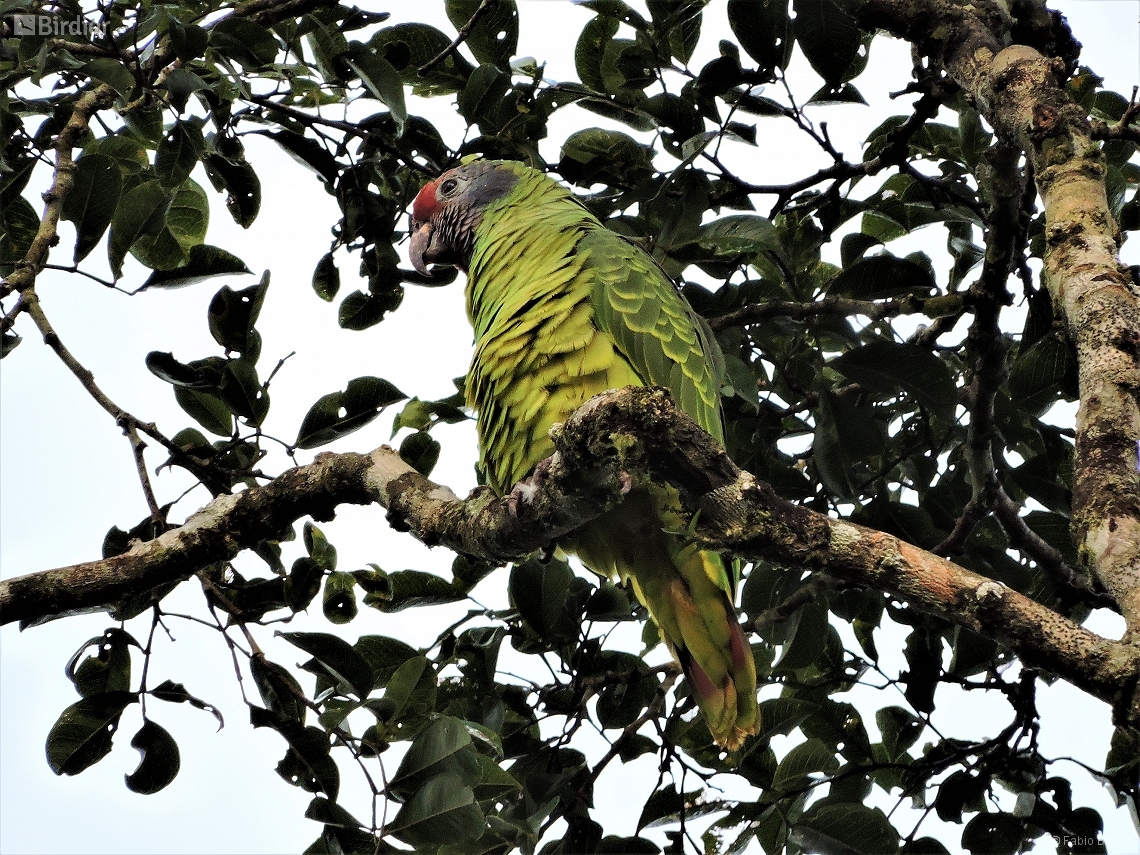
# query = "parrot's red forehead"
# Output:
<box><xmin>412</xmin><ymin>180</ymin><xmax>441</xmax><ymax>223</ymax></box>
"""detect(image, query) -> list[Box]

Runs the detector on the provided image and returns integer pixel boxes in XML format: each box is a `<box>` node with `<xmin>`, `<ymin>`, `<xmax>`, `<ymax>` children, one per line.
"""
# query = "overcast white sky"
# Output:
<box><xmin>2</xmin><ymin>2</ymin><xmax>1139</xmax><ymax>853</ymax></box>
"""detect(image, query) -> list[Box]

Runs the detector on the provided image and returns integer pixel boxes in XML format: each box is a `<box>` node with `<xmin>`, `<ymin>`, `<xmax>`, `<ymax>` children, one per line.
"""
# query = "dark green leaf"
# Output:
<box><xmin>313</xmin><ymin>252</ymin><xmax>340</xmax><ymax>301</ymax></box>
<box><xmin>637</xmin><ymin>785</ymin><xmax>688</xmax><ymax>831</ymax></box>
<box><xmin>81</xmin><ymin>58</ymin><xmax>135</xmax><ymax>97</ymax></box>
<box><xmin>388</xmin><ymin>772</ymin><xmax>484</xmax><ymax>849</ymax></box>
<box><xmin>149</xmin><ymin>680</ymin><xmax>224</xmax><ymax>730</ymax></box>
<box><xmin>204</xmin><ymin>140</ymin><xmax>261</xmax><ymax>228</ymax></box>
<box><xmin>446</xmin><ymin>0</ymin><xmax>518</xmax><ymax>68</ymax></box>
<box><xmin>46</xmin><ymin>692</ymin><xmax>136</xmax><ymax>776</ymax></box>
<box><xmin>83</xmin><ymin>134</ymin><xmax>149</xmax><ymax>175</ymax></box>
<box><xmin>369</xmin><ymin>23</ymin><xmax>473</xmax><ymax>94</ymax></box>
<box><xmin>757</xmin><ymin>697</ymin><xmax>815</xmax><ymax>741</ymax></box>
<box><xmin>164</xmin><ymin>68</ymin><xmax>208</xmax><ymax>113</ymax></box>
<box><xmin>773</xmin><ymin>602</ymin><xmax>829</xmax><ymax>671</ymax></box>
<box><xmin>62</xmin><ymin>153</ymin><xmax>122</xmax><ymax>263</ymax></box>
<box><xmin>124</xmin><ymin>720</ymin><xmax>181</xmax><ymax>794</ymax></box>
<box><xmin>323</xmin><ymin>571</ymin><xmax>358</xmax><ymax>625</ymax></box>
<box><xmin>508</xmin><ymin>557</ymin><xmax>577</xmax><ymax>642</ymax></box>
<box><xmin>278</xmin><ymin>632</ymin><xmax>375</xmax><ymax>698</ymax></box>
<box><xmin>372</xmin><ymin>655</ymin><xmax>435</xmax><ymax>730</ymax></box>
<box><xmin>728</xmin><ymin>0</ymin><xmax>793</xmax><ymax>71</ymax></box>
<box><xmin>155</xmin><ymin>120</ymin><xmax>205</xmax><ymax>188</ymax></box>
<box><xmin>1</xmin><ymin>332</ymin><xmax>22</xmax><ymax>358</ymax></box>
<box><xmin>698</xmin><ymin>214</ymin><xmax>780</xmax><ymax>257</ymax></box>
<box><xmin>305</xmin><ymin>796</ymin><xmax>363</xmax><ymax>830</ymax></box>
<box><xmin>304</xmin><ymin>522</ymin><xmax>338</xmax><ymax>571</ymax></box>
<box><xmin>772</xmin><ymin>737</ymin><xmax>838</xmax><ymax>790</ymax></box>
<box><xmin>399</xmin><ymin>431</ymin><xmax>440</xmax><ymax>476</ymax></box>
<box><xmin>287</xmin><ymin>557</ymin><xmax>325</xmax><ymax>613</ymax></box>
<box><xmin>876</xmin><ymin>706</ymin><xmax>923</xmax><ymax>759</ymax></box>
<box><xmin>807</xmin><ymin>81</ymin><xmax>867</xmax><ymax>105</ymax></box>
<box><xmin>559</xmin><ymin>128</ymin><xmax>654</xmax><ymax>187</ymax></box>
<box><xmin>173</xmin><ymin>387</ymin><xmax>233</xmax><ymax>436</ymax></box>
<box><xmin>364</xmin><ymin>570</ymin><xmax>463</xmax><ymax>613</ymax></box>
<box><xmin>961</xmin><ymin>813</ymin><xmax>1024</xmax><ymax>855</ymax></box>
<box><xmin>794</xmin><ymin>803</ymin><xmax>900</xmax><ymax>855</ymax></box>
<box><xmin>457</xmin><ymin>63</ymin><xmax>511</xmax><ymax>127</ymax></box>
<box><xmin>295</xmin><ymin>376</ymin><xmax>407</xmax><ymax>449</ymax></box>
<box><xmin>338</xmin><ymin>288</ymin><xmax>403</xmax><ymax>330</ymax></box>
<box><xmin>576</xmin><ymin>14</ymin><xmax>620</xmax><ymax>92</ymax></box>
<box><xmin>585</xmin><ymin>582</ymin><xmax>633</xmax><ymax>621</ymax></box>
<box><xmin>141</xmin><ymin>244</ymin><xmax>251</xmax><ymax>289</ymax></box>
<box><xmin>829</xmin><ymin>254</ymin><xmax>936</xmax><ymax>299</ymax></box>
<box><xmin>345</xmin><ymin>42</ymin><xmax>407</xmax><ymax>132</ymax></box>
<box><xmin>935</xmin><ymin>770</ymin><xmax>988</xmax><ymax>823</ymax></box>
<box><xmin>354</xmin><ymin>635</ymin><xmax>419</xmax><ymax>688</ymax></box>
<box><xmin>264</xmin><ymin>720</ymin><xmax>340</xmax><ymax>799</ymax></box>
<box><xmin>147</xmin><ymin>353</ymin><xmax>220</xmax><ymax>390</ymax></box>
<box><xmin>1008</xmin><ymin>332</ymin><xmax>1076</xmax><ymax>416</ymax></box>
<box><xmin>251</xmin><ymin>656</ymin><xmax>308</xmax><ymax>724</ymax></box>
<box><xmin>830</xmin><ymin>340</ymin><xmax>957</xmax><ymax>420</ymax></box>
<box><xmin>793</xmin><ymin>0</ymin><xmax>863</xmax><ymax>86</ymax></box>
<box><xmin>220</xmin><ymin>357</ymin><xmax>269</xmax><ymax>424</ymax></box>
<box><xmin>130</xmin><ymin>180</ymin><xmax>210</xmax><ymax>271</ymax></box>
<box><xmin>209</xmin><ymin>18</ymin><xmax>280</xmax><ymax>68</ymax></box>
<box><xmin>0</xmin><ymin>195</ymin><xmax>38</xmax><ymax>276</ymax></box>
<box><xmin>65</xmin><ymin>628</ymin><xmax>136</xmax><ymax>698</ymax></box>
<box><xmin>208</xmin><ymin>275</ymin><xmax>269</xmax><ymax>353</ymax></box>
<box><xmin>257</xmin><ymin>131</ymin><xmax>340</xmax><ymax>186</ymax></box>
<box><xmin>812</xmin><ymin>390</ymin><xmax>885</xmax><ymax>500</ymax></box>
<box><xmin>389</xmin><ymin>716</ymin><xmax>481</xmax><ymax>800</ymax></box>
<box><xmin>108</xmin><ymin>180</ymin><xmax>170</xmax><ymax>277</ymax></box>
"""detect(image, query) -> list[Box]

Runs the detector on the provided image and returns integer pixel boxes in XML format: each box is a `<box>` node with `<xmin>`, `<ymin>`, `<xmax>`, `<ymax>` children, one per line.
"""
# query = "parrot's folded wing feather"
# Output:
<box><xmin>582</xmin><ymin>230</ymin><xmax>725</xmax><ymax>445</ymax></box>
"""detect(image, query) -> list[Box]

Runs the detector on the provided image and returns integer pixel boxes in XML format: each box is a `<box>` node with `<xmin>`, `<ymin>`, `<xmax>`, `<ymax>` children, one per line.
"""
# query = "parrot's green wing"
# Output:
<box><xmin>581</xmin><ymin>228</ymin><xmax>725</xmax><ymax>445</ymax></box>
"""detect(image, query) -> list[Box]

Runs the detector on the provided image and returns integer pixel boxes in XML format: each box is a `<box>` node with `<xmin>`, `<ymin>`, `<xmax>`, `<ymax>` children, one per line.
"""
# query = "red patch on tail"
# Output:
<box><xmin>728</xmin><ymin>620</ymin><xmax>750</xmax><ymax>673</ymax></box>
<box><xmin>684</xmin><ymin>653</ymin><xmax>718</xmax><ymax>701</ymax></box>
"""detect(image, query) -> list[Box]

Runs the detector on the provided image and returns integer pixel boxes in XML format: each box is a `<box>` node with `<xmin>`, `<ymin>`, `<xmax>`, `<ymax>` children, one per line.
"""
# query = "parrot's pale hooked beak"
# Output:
<box><xmin>409</xmin><ymin>220</ymin><xmax>435</xmax><ymax>277</ymax></box>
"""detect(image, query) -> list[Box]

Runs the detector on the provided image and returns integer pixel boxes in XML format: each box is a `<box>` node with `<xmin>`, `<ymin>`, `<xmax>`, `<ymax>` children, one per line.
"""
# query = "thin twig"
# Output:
<box><xmin>20</xmin><ymin>290</ymin><xmax>182</xmax><ymax>458</ymax></box>
<box><xmin>418</xmin><ymin>0</ymin><xmax>497</xmax><ymax>75</ymax></box>
<box><xmin>124</xmin><ymin>421</ymin><xmax>164</xmax><ymax>526</ymax></box>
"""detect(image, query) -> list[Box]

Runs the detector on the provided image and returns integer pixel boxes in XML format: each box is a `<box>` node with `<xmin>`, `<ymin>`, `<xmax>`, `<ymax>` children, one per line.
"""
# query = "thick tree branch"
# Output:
<box><xmin>2</xmin><ymin>389</ymin><xmax>1137</xmax><ymax>725</ymax></box>
<box><xmin>848</xmin><ymin>0</ymin><xmax>1140</xmax><ymax>639</ymax></box>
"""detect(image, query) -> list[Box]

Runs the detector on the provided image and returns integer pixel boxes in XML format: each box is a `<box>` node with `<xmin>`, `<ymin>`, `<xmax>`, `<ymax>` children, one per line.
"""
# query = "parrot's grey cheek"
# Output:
<box><xmin>409</xmin><ymin>222</ymin><xmax>435</xmax><ymax>277</ymax></box>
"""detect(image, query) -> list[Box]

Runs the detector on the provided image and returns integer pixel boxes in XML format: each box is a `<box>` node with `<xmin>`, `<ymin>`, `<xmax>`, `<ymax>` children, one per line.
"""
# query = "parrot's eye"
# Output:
<box><xmin>440</xmin><ymin>178</ymin><xmax>459</xmax><ymax>195</ymax></box>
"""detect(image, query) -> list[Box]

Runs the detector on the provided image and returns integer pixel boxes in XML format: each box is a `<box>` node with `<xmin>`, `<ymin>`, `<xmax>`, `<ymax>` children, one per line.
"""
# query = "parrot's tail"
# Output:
<box><xmin>566</xmin><ymin>492</ymin><xmax>760</xmax><ymax>750</ymax></box>
<box><xmin>638</xmin><ymin>545</ymin><xmax>760</xmax><ymax>751</ymax></box>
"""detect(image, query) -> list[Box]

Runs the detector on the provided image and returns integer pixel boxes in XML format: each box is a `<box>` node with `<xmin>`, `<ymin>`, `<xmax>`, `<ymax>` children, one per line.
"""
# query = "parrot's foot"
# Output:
<box><xmin>508</xmin><ymin>458</ymin><xmax>553</xmax><ymax>517</ymax></box>
<box><xmin>617</xmin><ymin>470</ymin><xmax>633</xmax><ymax>495</ymax></box>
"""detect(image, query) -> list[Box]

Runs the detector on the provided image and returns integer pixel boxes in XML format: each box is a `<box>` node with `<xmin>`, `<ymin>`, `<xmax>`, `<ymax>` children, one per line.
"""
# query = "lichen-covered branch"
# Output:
<box><xmin>2</xmin><ymin>388</ymin><xmax>1137</xmax><ymax>725</ymax></box>
<box><xmin>848</xmin><ymin>0</ymin><xmax>1140</xmax><ymax>638</ymax></box>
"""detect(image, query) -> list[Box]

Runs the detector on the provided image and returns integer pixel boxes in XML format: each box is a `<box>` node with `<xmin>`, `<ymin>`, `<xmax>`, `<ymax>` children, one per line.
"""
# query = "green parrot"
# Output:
<box><xmin>409</xmin><ymin>159</ymin><xmax>759</xmax><ymax>749</ymax></box>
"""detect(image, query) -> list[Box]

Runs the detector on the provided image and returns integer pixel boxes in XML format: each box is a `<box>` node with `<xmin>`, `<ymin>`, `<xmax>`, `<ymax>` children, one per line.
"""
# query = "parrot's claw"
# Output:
<box><xmin>508</xmin><ymin>458</ymin><xmax>553</xmax><ymax>517</ymax></box>
<box><xmin>617</xmin><ymin>471</ymin><xmax>633</xmax><ymax>496</ymax></box>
